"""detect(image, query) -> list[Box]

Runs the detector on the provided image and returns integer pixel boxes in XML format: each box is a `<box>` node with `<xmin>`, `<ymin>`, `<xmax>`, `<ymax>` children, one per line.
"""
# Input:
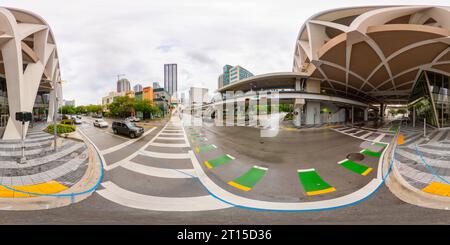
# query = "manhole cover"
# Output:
<box><xmin>347</xmin><ymin>153</ymin><xmax>365</xmax><ymax>161</ymax></box>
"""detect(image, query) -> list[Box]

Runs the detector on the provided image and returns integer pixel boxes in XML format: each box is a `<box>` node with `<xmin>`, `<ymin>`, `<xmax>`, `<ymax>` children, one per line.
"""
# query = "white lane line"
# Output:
<box><xmin>104</xmin><ymin>122</ymin><xmax>171</xmax><ymax>171</ymax></box>
<box><xmin>121</xmin><ymin>161</ymin><xmax>196</xmax><ymax>179</ymax></box>
<box><xmin>160</xmin><ymin>132</ymin><xmax>184</xmax><ymax>136</ymax></box>
<box><xmin>163</xmin><ymin>129</ymin><xmax>183</xmax><ymax>132</ymax></box>
<box><xmin>141</xmin><ymin>150</ymin><xmax>190</xmax><ymax>159</ymax></box>
<box><xmin>149</xmin><ymin>142</ymin><xmax>189</xmax><ymax>148</ymax></box>
<box><xmin>361</xmin><ymin>132</ymin><xmax>373</xmax><ymax>139</ymax></box>
<box><xmin>254</xmin><ymin>166</ymin><xmax>268</xmax><ymax>171</ymax></box>
<box><xmin>430</xmin><ymin>130</ymin><xmax>445</xmax><ymax>144</ymax></box>
<box><xmin>97</xmin><ymin>181</ymin><xmax>230</xmax><ymax>211</ymax></box>
<box><xmin>297</xmin><ymin>168</ymin><xmax>315</xmax><ymax>173</ymax></box>
<box><xmin>101</xmin><ymin>127</ymin><xmax>156</xmax><ymax>155</ymax></box>
<box><xmin>351</xmin><ymin>130</ymin><xmax>363</xmax><ymax>135</ymax></box>
<box><xmin>374</xmin><ymin>133</ymin><xmax>386</xmax><ymax>142</ymax></box>
<box><xmin>341</xmin><ymin>128</ymin><xmax>357</xmax><ymax>133</ymax></box>
<box><xmin>156</xmin><ymin>137</ymin><xmax>186</xmax><ymax>140</ymax></box>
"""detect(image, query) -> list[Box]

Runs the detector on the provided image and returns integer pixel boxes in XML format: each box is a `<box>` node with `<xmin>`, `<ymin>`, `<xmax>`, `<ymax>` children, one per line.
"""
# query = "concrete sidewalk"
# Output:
<box><xmin>388</xmin><ymin>126</ymin><xmax>450</xmax><ymax>210</ymax></box>
<box><xmin>0</xmin><ymin>124</ymin><xmax>102</xmax><ymax>210</ymax></box>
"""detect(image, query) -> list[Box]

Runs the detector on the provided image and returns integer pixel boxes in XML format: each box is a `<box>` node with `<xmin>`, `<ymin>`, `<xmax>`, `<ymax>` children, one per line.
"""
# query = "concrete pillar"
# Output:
<box><xmin>380</xmin><ymin>103</ymin><xmax>384</xmax><ymax>120</ymax></box>
<box><xmin>413</xmin><ymin>105</ymin><xmax>416</xmax><ymax>127</ymax></box>
<box><xmin>351</xmin><ymin>106</ymin><xmax>354</xmax><ymax>125</ymax></box>
<box><xmin>295</xmin><ymin>78</ymin><xmax>301</xmax><ymax>91</ymax></box>
<box><xmin>364</xmin><ymin>108</ymin><xmax>368</xmax><ymax>121</ymax></box>
<box><xmin>293</xmin><ymin>99</ymin><xmax>305</xmax><ymax>127</ymax></box>
<box><xmin>305</xmin><ymin>101</ymin><xmax>320</xmax><ymax>125</ymax></box>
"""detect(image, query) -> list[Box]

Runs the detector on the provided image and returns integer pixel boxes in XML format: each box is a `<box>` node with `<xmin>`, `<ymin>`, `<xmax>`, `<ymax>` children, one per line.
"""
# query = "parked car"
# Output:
<box><xmin>112</xmin><ymin>121</ymin><xmax>144</xmax><ymax>138</ymax></box>
<box><xmin>74</xmin><ymin>118</ymin><xmax>83</xmax><ymax>124</ymax></box>
<box><xmin>125</xmin><ymin>116</ymin><xmax>141</xmax><ymax>122</ymax></box>
<box><xmin>93</xmin><ymin>119</ymin><xmax>109</xmax><ymax>128</ymax></box>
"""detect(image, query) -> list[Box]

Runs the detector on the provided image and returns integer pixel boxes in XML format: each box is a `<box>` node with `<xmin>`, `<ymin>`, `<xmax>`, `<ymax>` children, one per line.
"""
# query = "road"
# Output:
<box><xmin>0</xmin><ymin>115</ymin><xmax>449</xmax><ymax>224</ymax></box>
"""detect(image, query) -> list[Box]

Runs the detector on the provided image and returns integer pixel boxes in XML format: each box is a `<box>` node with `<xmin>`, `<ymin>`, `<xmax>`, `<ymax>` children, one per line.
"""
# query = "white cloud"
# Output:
<box><xmin>1</xmin><ymin>0</ymin><xmax>448</xmax><ymax>105</ymax></box>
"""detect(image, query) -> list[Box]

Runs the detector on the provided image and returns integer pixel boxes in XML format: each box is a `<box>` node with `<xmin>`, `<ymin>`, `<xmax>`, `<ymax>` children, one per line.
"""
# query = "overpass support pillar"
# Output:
<box><xmin>380</xmin><ymin>103</ymin><xmax>384</xmax><ymax>121</ymax></box>
<box><xmin>364</xmin><ymin>108</ymin><xmax>368</xmax><ymax>121</ymax></box>
<box><xmin>352</xmin><ymin>106</ymin><xmax>354</xmax><ymax>125</ymax></box>
<box><xmin>413</xmin><ymin>105</ymin><xmax>416</xmax><ymax>127</ymax></box>
<box><xmin>293</xmin><ymin>98</ymin><xmax>305</xmax><ymax>127</ymax></box>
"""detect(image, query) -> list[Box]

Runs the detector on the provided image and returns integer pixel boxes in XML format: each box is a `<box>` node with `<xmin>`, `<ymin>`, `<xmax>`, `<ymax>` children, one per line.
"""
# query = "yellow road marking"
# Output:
<box><xmin>204</xmin><ymin>161</ymin><xmax>213</xmax><ymax>169</ymax></box>
<box><xmin>397</xmin><ymin>134</ymin><xmax>405</xmax><ymax>145</ymax></box>
<box><xmin>422</xmin><ymin>182</ymin><xmax>450</xmax><ymax>197</ymax></box>
<box><xmin>306</xmin><ymin>187</ymin><xmax>336</xmax><ymax>196</ymax></box>
<box><xmin>228</xmin><ymin>181</ymin><xmax>251</xmax><ymax>191</ymax></box>
<box><xmin>0</xmin><ymin>181</ymin><xmax>68</xmax><ymax>198</ymax></box>
<box><xmin>361</xmin><ymin>168</ymin><xmax>373</xmax><ymax>176</ymax></box>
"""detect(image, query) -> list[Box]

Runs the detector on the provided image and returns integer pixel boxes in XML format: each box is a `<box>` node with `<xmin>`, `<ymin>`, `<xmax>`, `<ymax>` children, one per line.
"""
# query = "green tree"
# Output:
<box><xmin>134</xmin><ymin>99</ymin><xmax>161</xmax><ymax>119</ymax></box>
<box><xmin>75</xmin><ymin>105</ymin><xmax>87</xmax><ymax>114</ymax></box>
<box><xmin>59</xmin><ymin>105</ymin><xmax>76</xmax><ymax>115</ymax></box>
<box><xmin>85</xmin><ymin>104</ymin><xmax>103</xmax><ymax>114</ymax></box>
<box><xmin>107</xmin><ymin>96</ymin><xmax>135</xmax><ymax>118</ymax></box>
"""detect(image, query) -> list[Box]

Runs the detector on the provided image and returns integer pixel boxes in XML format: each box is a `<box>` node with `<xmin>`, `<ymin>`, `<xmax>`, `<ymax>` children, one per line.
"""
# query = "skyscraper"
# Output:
<box><xmin>164</xmin><ymin>64</ymin><xmax>177</xmax><ymax>98</ymax></box>
<box><xmin>133</xmin><ymin>84</ymin><xmax>143</xmax><ymax>92</ymax></box>
<box><xmin>117</xmin><ymin>78</ymin><xmax>131</xmax><ymax>93</ymax></box>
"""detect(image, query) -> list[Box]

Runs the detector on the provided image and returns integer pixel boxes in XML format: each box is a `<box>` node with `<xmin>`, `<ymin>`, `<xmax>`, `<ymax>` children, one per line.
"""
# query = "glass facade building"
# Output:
<box><xmin>409</xmin><ymin>71</ymin><xmax>450</xmax><ymax>128</ymax></box>
<box><xmin>164</xmin><ymin>64</ymin><xmax>178</xmax><ymax>97</ymax></box>
<box><xmin>218</xmin><ymin>64</ymin><xmax>254</xmax><ymax>89</ymax></box>
<box><xmin>0</xmin><ymin>77</ymin><xmax>8</xmax><ymax>131</ymax></box>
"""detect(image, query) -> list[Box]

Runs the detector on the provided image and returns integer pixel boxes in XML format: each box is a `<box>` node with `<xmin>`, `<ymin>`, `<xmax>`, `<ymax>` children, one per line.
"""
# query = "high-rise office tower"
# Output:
<box><xmin>133</xmin><ymin>84</ymin><xmax>143</xmax><ymax>93</ymax></box>
<box><xmin>164</xmin><ymin>64</ymin><xmax>177</xmax><ymax>98</ymax></box>
<box><xmin>117</xmin><ymin>78</ymin><xmax>131</xmax><ymax>93</ymax></box>
<box><xmin>153</xmin><ymin>82</ymin><xmax>161</xmax><ymax>89</ymax></box>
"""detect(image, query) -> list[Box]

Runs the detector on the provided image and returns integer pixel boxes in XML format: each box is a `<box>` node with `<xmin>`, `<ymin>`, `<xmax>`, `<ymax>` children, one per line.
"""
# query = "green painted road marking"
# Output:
<box><xmin>338</xmin><ymin>159</ymin><xmax>373</xmax><ymax>176</ymax></box>
<box><xmin>191</xmin><ymin>133</ymin><xmax>204</xmax><ymax>136</ymax></box>
<box><xmin>297</xmin><ymin>169</ymin><xmax>336</xmax><ymax>196</ymax></box>
<box><xmin>228</xmin><ymin>166</ymin><xmax>268</xmax><ymax>191</ymax></box>
<box><xmin>389</xmin><ymin>125</ymin><xmax>399</xmax><ymax>132</ymax></box>
<box><xmin>195</xmin><ymin>144</ymin><xmax>217</xmax><ymax>153</ymax></box>
<box><xmin>373</xmin><ymin>142</ymin><xmax>387</xmax><ymax>148</ymax></box>
<box><xmin>360</xmin><ymin>149</ymin><xmax>382</xmax><ymax>158</ymax></box>
<box><xmin>204</xmin><ymin>154</ymin><xmax>235</xmax><ymax>169</ymax></box>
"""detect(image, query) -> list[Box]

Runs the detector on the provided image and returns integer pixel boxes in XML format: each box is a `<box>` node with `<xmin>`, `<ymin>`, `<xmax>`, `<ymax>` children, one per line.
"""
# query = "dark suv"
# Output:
<box><xmin>112</xmin><ymin>121</ymin><xmax>144</xmax><ymax>138</ymax></box>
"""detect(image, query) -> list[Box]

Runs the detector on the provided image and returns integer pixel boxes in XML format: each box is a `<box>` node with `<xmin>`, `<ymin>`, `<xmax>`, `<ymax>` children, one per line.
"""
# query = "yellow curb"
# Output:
<box><xmin>0</xmin><ymin>181</ymin><xmax>68</xmax><ymax>198</ymax></box>
<box><xmin>361</xmin><ymin>168</ymin><xmax>373</xmax><ymax>176</ymax></box>
<box><xmin>397</xmin><ymin>134</ymin><xmax>405</xmax><ymax>145</ymax></box>
<box><xmin>204</xmin><ymin>161</ymin><xmax>213</xmax><ymax>169</ymax></box>
<box><xmin>306</xmin><ymin>187</ymin><xmax>336</xmax><ymax>196</ymax></box>
<box><xmin>228</xmin><ymin>181</ymin><xmax>251</xmax><ymax>191</ymax></box>
<box><xmin>422</xmin><ymin>182</ymin><xmax>450</xmax><ymax>197</ymax></box>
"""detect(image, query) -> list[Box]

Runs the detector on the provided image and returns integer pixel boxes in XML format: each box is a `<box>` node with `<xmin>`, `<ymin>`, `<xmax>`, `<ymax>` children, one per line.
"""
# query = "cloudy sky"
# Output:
<box><xmin>1</xmin><ymin>0</ymin><xmax>448</xmax><ymax>105</ymax></box>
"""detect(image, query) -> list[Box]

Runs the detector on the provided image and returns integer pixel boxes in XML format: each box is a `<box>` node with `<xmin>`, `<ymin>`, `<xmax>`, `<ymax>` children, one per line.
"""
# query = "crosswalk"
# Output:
<box><xmin>93</xmin><ymin>115</ymin><xmax>231</xmax><ymax>212</ymax></box>
<box><xmin>332</xmin><ymin>126</ymin><xmax>394</xmax><ymax>144</ymax></box>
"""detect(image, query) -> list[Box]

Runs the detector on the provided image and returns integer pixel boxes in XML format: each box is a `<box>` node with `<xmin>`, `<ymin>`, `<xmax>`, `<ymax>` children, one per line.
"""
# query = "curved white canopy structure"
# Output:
<box><xmin>0</xmin><ymin>7</ymin><xmax>62</xmax><ymax>140</ymax></box>
<box><xmin>293</xmin><ymin>5</ymin><xmax>450</xmax><ymax>103</ymax></box>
